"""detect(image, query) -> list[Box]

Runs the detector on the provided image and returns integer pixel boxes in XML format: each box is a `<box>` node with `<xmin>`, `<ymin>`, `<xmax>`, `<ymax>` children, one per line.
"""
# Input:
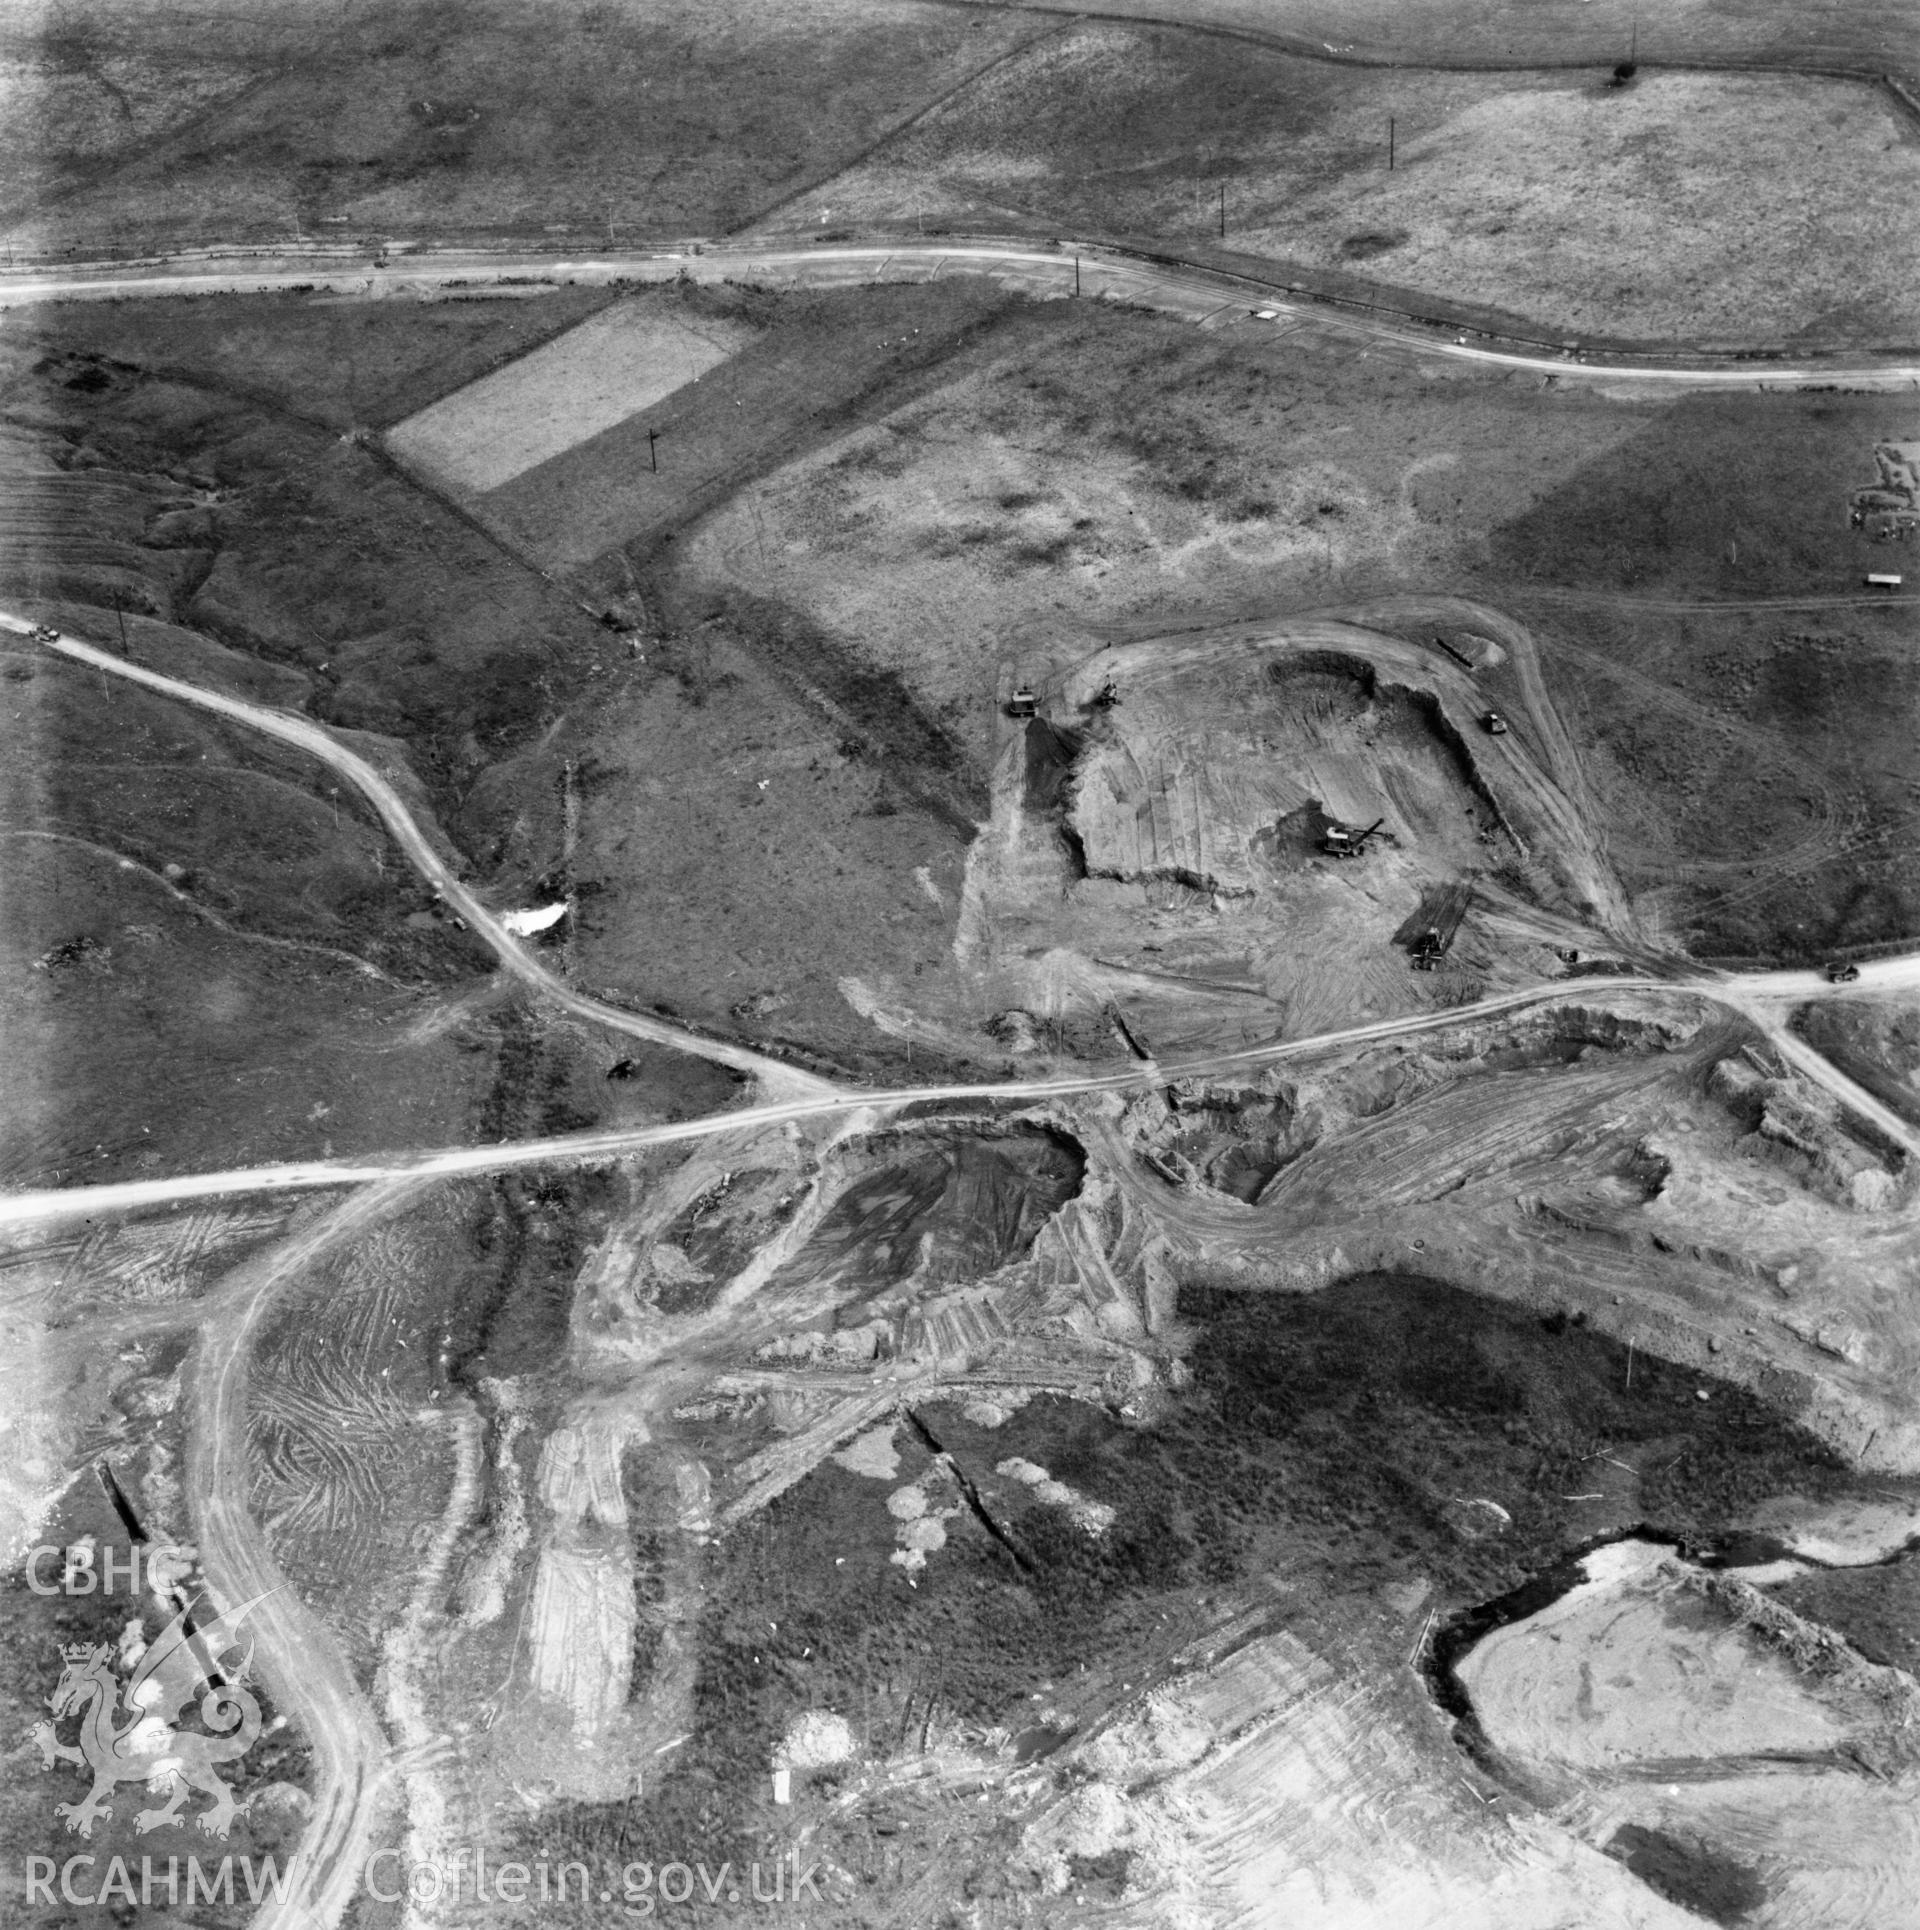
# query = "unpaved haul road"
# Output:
<box><xmin>6</xmin><ymin>238</ymin><xmax>1920</xmax><ymax>390</ymax></box>
<box><xmin>0</xmin><ymin>614</ymin><xmax>833</xmax><ymax>1101</ymax></box>
<box><xmin>188</xmin><ymin>1180</ymin><xmax>425</xmax><ymax>1930</ymax></box>
<box><xmin>6</xmin><ymin>960</ymin><xmax>1919</xmax><ymax>1233</ymax></box>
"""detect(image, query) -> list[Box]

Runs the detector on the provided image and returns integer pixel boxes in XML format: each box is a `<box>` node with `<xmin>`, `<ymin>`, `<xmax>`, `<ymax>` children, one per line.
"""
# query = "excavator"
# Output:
<box><xmin>1321</xmin><ymin>816</ymin><xmax>1385</xmax><ymax>860</ymax></box>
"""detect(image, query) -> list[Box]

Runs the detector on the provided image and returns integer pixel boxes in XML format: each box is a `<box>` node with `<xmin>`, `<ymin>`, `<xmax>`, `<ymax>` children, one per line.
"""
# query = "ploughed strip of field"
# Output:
<box><xmin>0</xmin><ymin>419</ymin><xmax>215</xmax><ymax>617</ymax></box>
<box><xmin>385</xmin><ymin>301</ymin><xmax>757</xmax><ymax>493</ymax></box>
<box><xmin>1452</xmin><ymin>1537</ymin><xmax>1920</xmax><ymax>1927</ymax></box>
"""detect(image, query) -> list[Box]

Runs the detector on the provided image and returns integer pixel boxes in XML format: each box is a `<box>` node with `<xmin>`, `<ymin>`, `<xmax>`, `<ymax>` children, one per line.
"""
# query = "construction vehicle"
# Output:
<box><xmin>1481</xmin><ymin>709</ymin><xmax>1509</xmax><ymax>736</ymax></box>
<box><xmin>1824</xmin><ymin>961</ymin><xmax>1861</xmax><ymax>984</ymax></box>
<box><xmin>1321</xmin><ymin>816</ymin><xmax>1385</xmax><ymax>860</ymax></box>
<box><xmin>1092</xmin><ymin>675</ymin><xmax>1120</xmax><ymax>709</ymax></box>
<box><xmin>1395</xmin><ymin>882</ymin><xmax>1472</xmax><ymax>969</ymax></box>
<box><xmin>29</xmin><ymin>624</ymin><xmax>58</xmax><ymax>643</ymax></box>
<box><xmin>1006</xmin><ymin>684</ymin><xmax>1038</xmax><ymax>719</ymax></box>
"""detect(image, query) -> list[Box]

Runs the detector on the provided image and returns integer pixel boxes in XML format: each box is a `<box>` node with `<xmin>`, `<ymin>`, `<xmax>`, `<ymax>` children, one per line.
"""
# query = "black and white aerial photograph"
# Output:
<box><xmin>4</xmin><ymin>1</ymin><xmax>1920</xmax><ymax>1925</ymax></box>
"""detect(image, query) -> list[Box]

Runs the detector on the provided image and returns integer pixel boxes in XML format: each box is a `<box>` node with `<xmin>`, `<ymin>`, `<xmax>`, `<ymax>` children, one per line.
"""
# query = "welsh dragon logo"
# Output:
<box><xmin>33</xmin><ymin>1592</ymin><xmax>270</xmax><ymax>1839</ymax></box>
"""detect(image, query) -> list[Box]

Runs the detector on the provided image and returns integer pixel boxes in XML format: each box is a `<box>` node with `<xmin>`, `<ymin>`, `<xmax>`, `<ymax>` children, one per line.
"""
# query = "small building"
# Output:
<box><xmin>1866</xmin><ymin>573</ymin><xmax>1904</xmax><ymax>588</ymax></box>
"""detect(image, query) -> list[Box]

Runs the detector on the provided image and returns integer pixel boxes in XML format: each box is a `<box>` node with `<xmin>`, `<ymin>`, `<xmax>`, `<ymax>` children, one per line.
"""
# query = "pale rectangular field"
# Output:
<box><xmin>385</xmin><ymin>302</ymin><xmax>757</xmax><ymax>493</ymax></box>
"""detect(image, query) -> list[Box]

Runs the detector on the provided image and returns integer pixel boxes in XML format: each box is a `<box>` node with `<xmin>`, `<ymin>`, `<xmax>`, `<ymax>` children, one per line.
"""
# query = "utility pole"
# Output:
<box><xmin>647</xmin><ymin>428</ymin><xmax>659</xmax><ymax>473</ymax></box>
<box><xmin>1074</xmin><ymin>255</ymin><xmax>1081</xmax><ymax>296</ymax></box>
<box><xmin>1218</xmin><ymin>181</ymin><xmax>1226</xmax><ymax>239</ymax></box>
<box><xmin>111</xmin><ymin>591</ymin><xmax>128</xmax><ymax>653</ymax></box>
<box><xmin>1630</xmin><ymin>16</ymin><xmax>1638</xmax><ymax>63</ymax></box>
<box><xmin>1389</xmin><ymin>118</ymin><xmax>1396</xmax><ymax>170</ymax></box>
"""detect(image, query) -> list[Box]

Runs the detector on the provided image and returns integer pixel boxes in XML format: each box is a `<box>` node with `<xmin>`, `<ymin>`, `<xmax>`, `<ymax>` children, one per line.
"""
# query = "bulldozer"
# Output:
<box><xmin>1321</xmin><ymin>816</ymin><xmax>1385</xmax><ymax>860</ymax></box>
<box><xmin>1006</xmin><ymin>684</ymin><xmax>1038</xmax><ymax>719</ymax></box>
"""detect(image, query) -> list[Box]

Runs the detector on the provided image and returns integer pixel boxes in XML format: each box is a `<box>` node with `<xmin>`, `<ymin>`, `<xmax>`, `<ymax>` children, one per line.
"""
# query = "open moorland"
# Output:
<box><xmin>761</xmin><ymin>29</ymin><xmax>1920</xmax><ymax>344</ymax></box>
<box><xmin>1526</xmin><ymin>601</ymin><xmax>1920</xmax><ymax>959</ymax></box>
<box><xmin>1</xmin><ymin>0</ymin><xmax>1051</xmax><ymax>253</ymax></box>
<box><xmin>7</xmin><ymin>0</ymin><xmax>1919</xmax><ymax>349</ymax></box>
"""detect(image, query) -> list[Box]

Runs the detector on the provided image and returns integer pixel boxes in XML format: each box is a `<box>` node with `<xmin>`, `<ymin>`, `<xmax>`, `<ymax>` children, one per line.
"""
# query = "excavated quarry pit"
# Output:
<box><xmin>1434</xmin><ymin>1534</ymin><xmax>1920</xmax><ymax>1927</ymax></box>
<box><xmin>963</xmin><ymin>612</ymin><xmax>1629</xmax><ymax>1060</ymax></box>
<box><xmin>763</xmin><ymin>1122</ymin><xmax>1086</xmax><ymax>1306</ymax></box>
<box><xmin>1066</xmin><ymin>654</ymin><xmax>1506</xmax><ymax>900</ymax></box>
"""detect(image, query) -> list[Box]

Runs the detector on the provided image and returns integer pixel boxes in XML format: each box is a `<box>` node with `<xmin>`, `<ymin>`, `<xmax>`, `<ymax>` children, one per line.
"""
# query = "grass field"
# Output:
<box><xmin>0</xmin><ymin>305</ymin><xmax>630</xmax><ymax>808</ymax></box>
<box><xmin>0</xmin><ymin>636</ymin><xmax>501</xmax><ymax>1186</ymax></box>
<box><xmin>2</xmin><ymin>0</ymin><xmax>1051</xmax><ymax>254</ymax></box>
<box><xmin>470</xmin><ymin>278</ymin><xmax>1020</xmax><ymax>571</ymax></box>
<box><xmin>1531</xmin><ymin>602</ymin><xmax>1920</xmax><ymax>958</ymax></box>
<box><xmin>388</xmin><ymin>301</ymin><xmax>758</xmax><ymax>492</ymax></box>
<box><xmin>565</xmin><ymin>623</ymin><xmax>975</xmax><ymax>1073</ymax></box>
<box><xmin>39</xmin><ymin>282</ymin><xmax>626</xmax><ymax>432</ymax></box>
<box><xmin>767</xmin><ymin>26</ymin><xmax>1920</xmax><ymax>344</ymax></box>
<box><xmin>1492</xmin><ymin>390</ymin><xmax>1920</xmax><ymax>592</ymax></box>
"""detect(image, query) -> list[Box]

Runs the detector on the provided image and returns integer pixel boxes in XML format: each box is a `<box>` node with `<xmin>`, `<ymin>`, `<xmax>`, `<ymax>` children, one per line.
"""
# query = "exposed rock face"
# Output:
<box><xmin>1710</xmin><ymin>1052</ymin><xmax>1902</xmax><ymax>1212</ymax></box>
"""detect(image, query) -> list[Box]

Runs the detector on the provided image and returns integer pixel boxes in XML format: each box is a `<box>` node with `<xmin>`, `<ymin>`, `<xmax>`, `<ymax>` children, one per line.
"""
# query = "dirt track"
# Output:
<box><xmin>0</xmin><ymin>615</ymin><xmax>831</xmax><ymax>1103</ymax></box>
<box><xmin>187</xmin><ymin>1181</ymin><xmax>425</xmax><ymax>1930</ymax></box>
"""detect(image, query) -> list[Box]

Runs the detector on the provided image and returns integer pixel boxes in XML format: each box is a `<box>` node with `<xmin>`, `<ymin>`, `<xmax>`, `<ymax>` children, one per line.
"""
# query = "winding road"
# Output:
<box><xmin>8</xmin><ymin>237</ymin><xmax>1920</xmax><ymax>392</ymax></box>
<box><xmin>0</xmin><ymin>617</ymin><xmax>829</xmax><ymax>1102</ymax></box>
<box><xmin>188</xmin><ymin>1181</ymin><xmax>425</xmax><ymax>1930</ymax></box>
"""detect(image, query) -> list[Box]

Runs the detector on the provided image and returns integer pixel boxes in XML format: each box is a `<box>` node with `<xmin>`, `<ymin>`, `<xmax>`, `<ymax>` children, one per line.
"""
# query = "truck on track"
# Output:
<box><xmin>1394</xmin><ymin>882</ymin><xmax>1473</xmax><ymax>970</ymax></box>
